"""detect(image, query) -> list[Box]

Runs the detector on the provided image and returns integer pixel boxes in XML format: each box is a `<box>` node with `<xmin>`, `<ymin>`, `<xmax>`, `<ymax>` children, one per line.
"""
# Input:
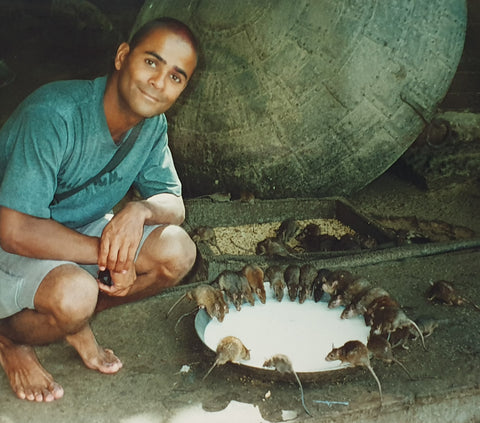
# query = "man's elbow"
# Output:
<box><xmin>0</xmin><ymin>223</ymin><xmax>18</xmax><ymax>254</ymax></box>
<box><xmin>0</xmin><ymin>207</ymin><xmax>25</xmax><ymax>254</ymax></box>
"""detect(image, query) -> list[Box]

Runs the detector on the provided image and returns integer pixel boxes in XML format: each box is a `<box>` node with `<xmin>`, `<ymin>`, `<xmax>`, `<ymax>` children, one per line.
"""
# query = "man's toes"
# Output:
<box><xmin>23</xmin><ymin>388</ymin><xmax>35</xmax><ymax>401</ymax></box>
<box><xmin>15</xmin><ymin>386</ymin><xmax>26</xmax><ymax>400</ymax></box>
<box><xmin>41</xmin><ymin>388</ymin><xmax>55</xmax><ymax>402</ymax></box>
<box><xmin>51</xmin><ymin>382</ymin><xmax>64</xmax><ymax>400</ymax></box>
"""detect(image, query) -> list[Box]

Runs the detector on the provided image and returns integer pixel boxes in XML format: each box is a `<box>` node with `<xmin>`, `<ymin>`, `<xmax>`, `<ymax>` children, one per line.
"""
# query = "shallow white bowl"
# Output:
<box><xmin>195</xmin><ymin>282</ymin><xmax>370</xmax><ymax>374</ymax></box>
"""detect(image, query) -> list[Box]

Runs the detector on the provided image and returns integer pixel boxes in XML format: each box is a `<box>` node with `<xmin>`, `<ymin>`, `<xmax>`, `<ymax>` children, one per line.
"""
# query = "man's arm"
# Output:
<box><xmin>0</xmin><ymin>206</ymin><xmax>100</xmax><ymax>264</ymax></box>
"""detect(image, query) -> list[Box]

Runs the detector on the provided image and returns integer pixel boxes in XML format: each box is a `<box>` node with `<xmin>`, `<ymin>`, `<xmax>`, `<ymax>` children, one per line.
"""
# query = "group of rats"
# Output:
<box><xmin>255</xmin><ymin>218</ymin><xmax>378</xmax><ymax>258</ymax></box>
<box><xmin>167</xmin><ymin>263</ymin><xmax>438</xmax><ymax>411</ymax></box>
<box><xmin>170</xmin><ymin>221</ymin><xmax>480</xmax><ymax>414</ymax></box>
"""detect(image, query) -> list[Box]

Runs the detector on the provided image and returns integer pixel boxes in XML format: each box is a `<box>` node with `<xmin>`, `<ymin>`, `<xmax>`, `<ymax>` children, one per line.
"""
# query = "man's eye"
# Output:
<box><xmin>145</xmin><ymin>59</ymin><xmax>156</xmax><ymax>67</ymax></box>
<box><xmin>170</xmin><ymin>74</ymin><xmax>181</xmax><ymax>83</ymax></box>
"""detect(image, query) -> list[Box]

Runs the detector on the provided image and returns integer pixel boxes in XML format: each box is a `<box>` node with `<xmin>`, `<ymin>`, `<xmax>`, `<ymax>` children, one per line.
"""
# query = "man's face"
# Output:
<box><xmin>114</xmin><ymin>27</ymin><xmax>197</xmax><ymax>119</ymax></box>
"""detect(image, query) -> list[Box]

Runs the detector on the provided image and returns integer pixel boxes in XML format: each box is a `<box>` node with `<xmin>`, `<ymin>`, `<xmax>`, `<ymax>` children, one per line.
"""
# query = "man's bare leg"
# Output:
<box><xmin>0</xmin><ymin>264</ymin><xmax>120</xmax><ymax>401</ymax></box>
<box><xmin>0</xmin><ymin>225</ymin><xmax>195</xmax><ymax>401</ymax></box>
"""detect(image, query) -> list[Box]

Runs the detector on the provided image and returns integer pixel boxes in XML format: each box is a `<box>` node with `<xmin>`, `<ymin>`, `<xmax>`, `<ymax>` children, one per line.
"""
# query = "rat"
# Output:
<box><xmin>166</xmin><ymin>284</ymin><xmax>228</xmax><ymax>322</ymax></box>
<box><xmin>190</xmin><ymin>226</ymin><xmax>222</xmax><ymax>254</ymax></box>
<box><xmin>203</xmin><ymin>336</ymin><xmax>250</xmax><ymax>380</ymax></box>
<box><xmin>368</xmin><ymin>300</ymin><xmax>427</xmax><ymax>350</ymax></box>
<box><xmin>215</xmin><ymin>270</ymin><xmax>254</xmax><ymax>311</ymax></box>
<box><xmin>426</xmin><ymin>280</ymin><xmax>480</xmax><ymax>311</ymax></box>
<box><xmin>256</xmin><ymin>236</ymin><xmax>300</xmax><ymax>258</ymax></box>
<box><xmin>215</xmin><ymin>270</ymin><xmax>243</xmax><ymax>311</ymax></box>
<box><xmin>367</xmin><ymin>334</ymin><xmax>413</xmax><ymax>380</ymax></box>
<box><xmin>236</xmin><ymin>272</ymin><xmax>256</xmax><ymax>307</ymax></box>
<box><xmin>328</xmin><ymin>277</ymin><xmax>371</xmax><ymax>309</ymax></box>
<box><xmin>312</xmin><ymin>268</ymin><xmax>332</xmax><ymax>302</ymax></box>
<box><xmin>414</xmin><ymin>315</ymin><xmax>449</xmax><ymax>338</ymax></box>
<box><xmin>241</xmin><ymin>264</ymin><xmax>266</xmax><ymax>304</ymax></box>
<box><xmin>275</xmin><ymin>217</ymin><xmax>300</xmax><ymax>244</ymax></box>
<box><xmin>239</xmin><ymin>190</ymin><xmax>256</xmax><ymax>203</ymax></box>
<box><xmin>194</xmin><ymin>192</ymin><xmax>231</xmax><ymax>202</ymax></box>
<box><xmin>295</xmin><ymin>223</ymin><xmax>338</xmax><ymax>252</ymax></box>
<box><xmin>321</xmin><ymin>269</ymin><xmax>355</xmax><ymax>296</ymax></box>
<box><xmin>263</xmin><ymin>354</ymin><xmax>312</xmax><ymax>416</ymax></box>
<box><xmin>340</xmin><ymin>286</ymin><xmax>390</xmax><ymax>319</ymax></box>
<box><xmin>325</xmin><ymin>340</ymin><xmax>383</xmax><ymax>406</ymax></box>
<box><xmin>363</xmin><ymin>295</ymin><xmax>400</xmax><ymax>326</ymax></box>
<box><xmin>284</xmin><ymin>264</ymin><xmax>301</xmax><ymax>301</ymax></box>
<box><xmin>298</xmin><ymin>263</ymin><xmax>317</xmax><ymax>303</ymax></box>
<box><xmin>335</xmin><ymin>233</ymin><xmax>362</xmax><ymax>251</ymax></box>
<box><xmin>265</xmin><ymin>265</ymin><xmax>286</xmax><ymax>302</ymax></box>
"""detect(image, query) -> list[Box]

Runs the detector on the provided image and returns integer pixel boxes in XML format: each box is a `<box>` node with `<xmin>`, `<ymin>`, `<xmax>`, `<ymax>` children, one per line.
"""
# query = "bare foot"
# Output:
<box><xmin>0</xmin><ymin>341</ymin><xmax>64</xmax><ymax>402</ymax></box>
<box><xmin>65</xmin><ymin>324</ymin><xmax>122</xmax><ymax>374</ymax></box>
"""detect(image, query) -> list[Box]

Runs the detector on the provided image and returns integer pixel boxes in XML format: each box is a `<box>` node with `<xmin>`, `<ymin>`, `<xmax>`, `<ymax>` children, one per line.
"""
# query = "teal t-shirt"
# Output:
<box><xmin>0</xmin><ymin>76</ymin><xmax>181</xmax><ymax>228</ymax></box>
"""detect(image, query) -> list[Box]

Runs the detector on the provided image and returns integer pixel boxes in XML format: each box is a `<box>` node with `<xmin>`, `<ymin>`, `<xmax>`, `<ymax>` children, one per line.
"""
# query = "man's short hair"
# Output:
<box><xmin>129</xmin><ymin>17</ymin><xmax>199</xmax><ymax>60</ymax></box>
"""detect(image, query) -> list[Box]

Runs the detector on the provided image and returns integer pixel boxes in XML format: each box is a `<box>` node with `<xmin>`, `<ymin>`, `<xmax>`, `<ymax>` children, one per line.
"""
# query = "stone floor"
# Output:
<box><xmin>1</xmin><ymin>170</ymin><xmax>479</xmax><ymax>423</ymax></box>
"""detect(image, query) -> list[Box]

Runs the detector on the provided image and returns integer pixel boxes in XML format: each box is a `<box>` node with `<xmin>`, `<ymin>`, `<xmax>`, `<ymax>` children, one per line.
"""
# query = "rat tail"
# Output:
<box><xmin>409</xmin><ymin>319</ymin><xmax>427</xmax><ymax>350</ymax></box>
<box><xmin>393</xmin><ymin>358</ymin><xmax>414</xmax><ymax>381</ymax></box>
<box><xmin>293</xmin><ymin>371</ymin><xmax>312</xmax><ymax>417</ymax></box>
<box><xmin>366</xmin><ymin>365</ymin><xmax>383</xmax><ymax>407</ymax></box>
<box><xmin>166</xmin><ymin>293</ymin><xmax>187</xmax><ymax>318</ymax></box>
<box><xmin>202</xmin><ymin>360</ymin><xmax>218</xmax><ymax>381</ymax></box>
<box><xmin>174</xmin><ymin>307</ymin><xmax>199</xmax><ymax>333</ymax></box>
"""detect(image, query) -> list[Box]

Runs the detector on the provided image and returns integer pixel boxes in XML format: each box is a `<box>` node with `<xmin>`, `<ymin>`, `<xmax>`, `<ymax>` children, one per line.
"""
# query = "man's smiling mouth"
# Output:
<box><xmin>140</xmin><ymin>88</ymin><xmax>159</xmax><ymax>103</ymax></box>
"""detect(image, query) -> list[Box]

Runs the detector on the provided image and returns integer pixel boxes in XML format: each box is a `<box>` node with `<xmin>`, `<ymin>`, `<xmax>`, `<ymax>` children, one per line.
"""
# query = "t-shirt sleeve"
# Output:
<box><xmin>133</xmin><ymin>122</ymin><xmax>182</xmax><ymax>198</ymax></box>
<box><xmin>0</xmin><ymin>107</ymin><xmax>66</xmax><ymax>218</ymax></box>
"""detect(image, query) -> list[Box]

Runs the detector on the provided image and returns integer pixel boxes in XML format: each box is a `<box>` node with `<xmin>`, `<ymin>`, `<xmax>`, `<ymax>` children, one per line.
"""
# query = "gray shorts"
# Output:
<box><xmin>0</xmin><ymin>213</ymin><xmax>158</xmax><ymax>319</ymax></box>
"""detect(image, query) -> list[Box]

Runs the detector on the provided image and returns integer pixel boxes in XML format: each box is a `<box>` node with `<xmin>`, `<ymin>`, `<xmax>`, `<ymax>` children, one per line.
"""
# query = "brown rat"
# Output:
<box><xmin>367</xmin><ymin>334</ymin><xmax>413</xmax><ymax>380</ymax></box>
<box><xmin>363</xmin><ymin>295</ymin><xmax>400</xmax><ymax>326</ymax></box>
<box><xmin>368</xmin><ymin>300</ymin><xmax>427</xmax><ymax>350</ymax></box>
<box><xmin>195</xmin><ymin>192</ymin><xmax>231</xmax><ymax>202</ymax></box>
<box><xmin>296</xmin><ymin>223</ymin><xmax>338</xmax><ymax>252</ymax></box>
<box><xmin>426</xmin><ymin>280</ymin><xmax>480</xmax><ymax>311</ymax></box>
<box><xmin>275</xmin><ymin>217</ymin><xmax>299</xmax><ymax>244</ymax></box>
<box><xmin>203</xmin><ymin>336</ymin><xmax>250</xmax><ymax>380</ymax></box>
<box><xmin>190</xmin><ymin>226</ymin><xmax>222</xmax><ymax>254</ymax></box>
<box><xmin>335</xmin><ymin>233</ymin><xmax>362</xmax><ymax>251</ymax></box>
<box><xmin>263</xmin><ymin>354</ymin><xmax>312</xmax><ymax>416</ymax></box>
<box><xmin>321</xmin><ymin>269</ymin><xmax>355</xmax><ymax>296</ymax></box>
<box><xmin>340</xmin><ymin>286</ymin><xmax>390</xmax><ymax>319</ymax></box>
<box><xmin>215</xmin><ymin>270</ymin><xmax>254</xmax><ymax>311</ymax></box>
<box><xmin>414</xmin><ymin>315</ymin><xmax>449</xmax><ymax>338</ymax></box>
<box><xmin>265</xmin><ymin>265</ymin><xmax>286</xmax><ymax>302</ymax></box>
<box><xmin>256</xmin><ymin>237</ymin><xmax>300</xmax><ymax>258</ymax></box>
<box><xmin>241</xmin><ymin>264</ymin><xmax>266</xmax><ymax>304</ymax></box>
<box><xmin>284</xmin><ymin>264</ymin><xmax>301</xmax><ymax>301</ymax></box>
<box><xmin>166</xmin><ymin>284</ymin><xmax>228</xmax><ymax>322</ymax></box>
<box><xmin>298</xmin><ymin>263</ymin><xmax>317</xmax><ymax>303</ymax></box>
<box><xmin>328</xmin><ymin>277</ymin><xmax>371</xmax><ymax>309</ymax></box>
<box><xmin>215</xmin><ymin>270</ymin><xmax>242</xmax><ymax>310</ymax></box>
<box><xmin>312</xmin><ymin>268</ymin><xmax>331</xmax><ymax>302</ymax></box>
<box><xmin>325</xmin><ymin>340</ymin><xmax>383</xmax><ymax>406</ymax></box>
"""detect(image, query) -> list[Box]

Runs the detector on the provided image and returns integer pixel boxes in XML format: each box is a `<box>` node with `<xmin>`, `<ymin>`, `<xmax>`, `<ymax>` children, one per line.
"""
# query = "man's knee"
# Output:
<box><xmin>138</xmin><ymin>225</ymin><xmax>196</xmax><ymax>284</ymax></box>
<box><xmin>35</xmin><ymin>264</ymin><xmax>98</xmax><ymax>330</ymax></box>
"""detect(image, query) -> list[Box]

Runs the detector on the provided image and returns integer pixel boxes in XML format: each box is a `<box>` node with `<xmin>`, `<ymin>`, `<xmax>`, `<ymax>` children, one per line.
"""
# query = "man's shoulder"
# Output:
<box><xmin>29</xmin><ymin>78</ymin><xmax>105</xmax><ymax>103</ymax></box>
<box><xmin>25</xmin><ymin>76</ymin><xmax>105</xmax><ymax>112</ymax></box>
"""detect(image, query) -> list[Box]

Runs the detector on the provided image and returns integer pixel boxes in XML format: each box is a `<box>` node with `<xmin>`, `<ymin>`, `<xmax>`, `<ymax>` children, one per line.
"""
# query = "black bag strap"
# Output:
<box><xmin>53</xmin><ymin>120</ymin><xmax>145</xmax><ymax>203</ymax></box>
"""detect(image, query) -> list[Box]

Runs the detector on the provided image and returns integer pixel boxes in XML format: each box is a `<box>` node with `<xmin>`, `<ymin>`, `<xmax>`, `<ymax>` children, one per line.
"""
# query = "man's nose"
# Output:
<box><xmin>149</xmin><ymin>71</ymin><xmax>167</xmax><ymax>90</ymax></box>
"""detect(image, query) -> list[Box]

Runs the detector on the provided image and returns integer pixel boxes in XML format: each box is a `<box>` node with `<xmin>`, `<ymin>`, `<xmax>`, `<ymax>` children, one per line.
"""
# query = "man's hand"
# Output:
<box><xmin>98</xmin><ymin>202</ymin><xmax>147</xmax><ymax>275</ymax></box>
<box><xmin>98</xmin><ymin>264</ymin><xmax>137</xmax><ymax>296</ymax></box>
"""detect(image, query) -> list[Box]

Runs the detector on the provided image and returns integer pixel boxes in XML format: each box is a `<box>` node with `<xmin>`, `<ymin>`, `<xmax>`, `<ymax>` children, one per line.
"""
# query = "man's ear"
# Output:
<box><xmin>114</xmin><ymin>42</ymin><xmax>130</xmax><ymax>71</ymax></box>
